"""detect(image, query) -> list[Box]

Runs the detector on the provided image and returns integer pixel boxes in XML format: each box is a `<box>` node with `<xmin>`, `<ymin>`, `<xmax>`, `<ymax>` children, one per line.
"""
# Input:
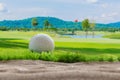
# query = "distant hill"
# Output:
<box><xmin>0</xmin><ymin>17</ymin><xmax>81</xmax><ymax>29</ymax></box>
<box><xmin>0</xmin><ymin>17</ymin><xmax>120</xmax><ymax>29</ymax></box>
<box><xmin>107</xmin><ymin>22</ymin><xmax>120</xmax><ymax>28</ymax></box>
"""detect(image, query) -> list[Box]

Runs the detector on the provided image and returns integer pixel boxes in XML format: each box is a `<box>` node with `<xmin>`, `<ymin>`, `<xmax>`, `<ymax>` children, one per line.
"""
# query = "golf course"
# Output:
<box><xmin>0</xmin><ymin>31</ymin><xmax>120</xmax><ymax>62</ymax></box>
<box><xmin>0</xmin><ymin>0</ymin><xmax>120</xmax><ymax>80</ymax></box>
<box><xmin>0</xmin><ymin>31</ymin><xmax>120</xmax><ymax>80</ymax></box>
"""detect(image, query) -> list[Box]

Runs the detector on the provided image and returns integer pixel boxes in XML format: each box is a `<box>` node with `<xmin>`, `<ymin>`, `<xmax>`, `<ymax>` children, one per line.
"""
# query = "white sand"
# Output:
<box><xmin>0</xmin><ymin>60</ymin><xmax>120</xmax><ymax>80</ymax></box>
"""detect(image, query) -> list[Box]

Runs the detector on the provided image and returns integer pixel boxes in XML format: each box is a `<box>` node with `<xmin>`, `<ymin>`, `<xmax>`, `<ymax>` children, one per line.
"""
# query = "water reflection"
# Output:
<box><xmin>62</xmin><ymin>34</ymin><xmax>103</xmax><ymax>38</ymax></box>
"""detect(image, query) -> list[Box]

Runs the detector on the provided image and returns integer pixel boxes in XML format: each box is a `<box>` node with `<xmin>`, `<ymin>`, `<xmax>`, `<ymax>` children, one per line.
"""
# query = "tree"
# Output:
<box><xmin>43</xmin><ymin>20</ymin><xmax>50</xmax><ymax>30</ymax></box>
<box><xmin>31</xmin><ymin>18</ymin><xmax>38</xmax><ymax>30</ymax></box>
<box><xmin>81</xmin><ymin>19</ymin><xmax>90</xmax><ymax>38</ymax></box>
<box><xmin>90</xmin><ymin>21</ymin><xmax>96</xmax><ymax>38</ymax></box>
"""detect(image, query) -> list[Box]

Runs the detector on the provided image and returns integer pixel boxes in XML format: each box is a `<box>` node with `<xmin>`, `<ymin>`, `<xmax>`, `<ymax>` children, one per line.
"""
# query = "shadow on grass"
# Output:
<box><xmin>0</xmin><ymin>38</ymin><xmax>28</xmax><ymax>48</ymax></box>
<box><xmin>55</xmin><ymin>47</ymin><xmax>120</xmax><ymax>54</ymax></box>
<box><xmin>0</xmin><ymin>38</ymin><xmax>23</xmax><ymax>40</ymax></box>
<box><xmin>1</xmin><ymin>38</ymin><xmax>120</xmax><ymax>54</ymax></box>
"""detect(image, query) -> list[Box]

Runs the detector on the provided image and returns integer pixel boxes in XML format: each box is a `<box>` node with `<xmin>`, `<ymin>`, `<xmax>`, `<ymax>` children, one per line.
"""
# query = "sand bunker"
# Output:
<box><xmin>0</xmin><ymin>60</ymin><xmax>120</xmax><ymax>80</ymax></box>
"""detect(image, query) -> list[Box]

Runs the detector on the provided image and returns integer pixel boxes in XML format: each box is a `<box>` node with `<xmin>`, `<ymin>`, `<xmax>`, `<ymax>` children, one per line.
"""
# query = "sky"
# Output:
<box><xmin>0</xmin><ymin>0</ymin><xmax>120</xmax><ymax>23</ymax></box>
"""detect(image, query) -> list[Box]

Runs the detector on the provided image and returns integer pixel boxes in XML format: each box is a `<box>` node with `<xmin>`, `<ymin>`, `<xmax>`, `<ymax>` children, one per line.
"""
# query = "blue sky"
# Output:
<box><xmin>0</xmin><ymin>0</ymin><xmax>120</xmax><ymax>23</ymax></box>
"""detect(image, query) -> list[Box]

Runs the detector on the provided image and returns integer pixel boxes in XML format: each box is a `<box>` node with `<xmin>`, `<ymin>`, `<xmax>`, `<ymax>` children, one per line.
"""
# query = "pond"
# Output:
<box><xmin>62</xmin><ymin>34</ymin><xmax>103</xmax><ymax>38</ymax></box>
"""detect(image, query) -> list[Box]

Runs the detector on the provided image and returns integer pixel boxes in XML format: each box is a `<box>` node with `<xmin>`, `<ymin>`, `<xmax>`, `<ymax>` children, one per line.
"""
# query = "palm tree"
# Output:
<box><xmin>31</xmin><ymin>18</ymin><xmax>38</xmax><ymax>30</ymax></box>
<box><xmin>43</xmin><ymin>20</ymin><xmax>50</xmax><ymax>31</ymax></box>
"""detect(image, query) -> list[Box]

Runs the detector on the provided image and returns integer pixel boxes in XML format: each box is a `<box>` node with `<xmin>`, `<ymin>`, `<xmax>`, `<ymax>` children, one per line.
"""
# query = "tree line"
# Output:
<box><xmin>0</xmin><ymin>17</ymin><xmax>120</xmax><ymax>34</ymax></box>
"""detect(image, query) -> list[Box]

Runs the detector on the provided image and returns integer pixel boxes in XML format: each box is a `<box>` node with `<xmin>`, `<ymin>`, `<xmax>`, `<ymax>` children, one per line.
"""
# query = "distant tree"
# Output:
<box><xmin>0</xmin><ymin>26</ymin><xmax>9</xmax><ymax>31</ymax></box>
<box><xmin>81</xmin><ymin>19</ymin><xmax>90</xmax><ymax>38</ymax></box>
<box><xmin>90</xmin><ymin>21</ymin><xmax>96</xmax><ymax>38</ymax></box>
<box><xmin>31</xmin><ymin>18</ymin><xmax>38</xmax><ymax>30</ymax></box>
<box><xmin>64</xmin><ymin>22</ymin><xmax>67</xmax><ymax>33</ymax></box>
<box><xmin>43</xmin><ymin>20</ymin><xmax>50</xmax><ymax>30</ymax></box>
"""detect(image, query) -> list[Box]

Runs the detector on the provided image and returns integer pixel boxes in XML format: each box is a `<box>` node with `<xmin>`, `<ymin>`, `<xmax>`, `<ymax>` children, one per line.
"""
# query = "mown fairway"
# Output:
<box><xmin>0</xmin><ymin>31</ymin><xmax>120</xmax><ymax>62</ymax></box>
<box><xmin>104</xmin><ymin>32</ymin><xmax>120</xmax><ymax>39</ymax></box>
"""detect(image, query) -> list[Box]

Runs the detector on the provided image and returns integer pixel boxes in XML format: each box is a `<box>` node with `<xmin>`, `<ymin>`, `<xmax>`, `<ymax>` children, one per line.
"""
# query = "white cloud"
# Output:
<box><xmin>0</xmin><ymin>7</ymin><xmax>54</xmax><ymax>20</ymax></box>
<box><xmin>86</xmin><ymin>0</ymin><xmax>98</xmax><ymax>4</ymax></box>
<box><xmin>50</xmin><ymin>0</ymin><xmax>98</xmax><ymax>4</ymax></box>
<box><xmin>0</xmin><ymin>3</ymin><xmax>8</xmax><ymax>13</ymax></box>
<box><xmin>101</xmin><ymin>3</ymin><xmax>108</xmax><ymax>8</ymax></box>
<box><xmin>84</xmin><ymin>12</ymin><xmax>119</xmax><ymax>23</ymax></box>
<box><xmin>17</xmin><ymin>7</ymin><xmax>53</xmax><ymax>16</ymax></box>
<box><xmin>100</xmin><ymin>3</ymin><xmax>113</xmax><ymax>9</ymax></box>
<box><xmin>101</xmin><ymin>12</ymin><xmax>118</xmax><ymax>18</ymax></box>
<box><xmin>93</xmin><ymin>12</ymin><xmax>119</xmax><ymax>23</ymax></box>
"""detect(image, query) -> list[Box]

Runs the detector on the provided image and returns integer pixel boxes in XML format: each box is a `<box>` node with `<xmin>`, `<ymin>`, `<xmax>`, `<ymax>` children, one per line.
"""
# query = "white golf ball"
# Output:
<box><xmin>29</xmin><ymin>34</ymin><xmax>54</xmax><ymax>53</ymax></box>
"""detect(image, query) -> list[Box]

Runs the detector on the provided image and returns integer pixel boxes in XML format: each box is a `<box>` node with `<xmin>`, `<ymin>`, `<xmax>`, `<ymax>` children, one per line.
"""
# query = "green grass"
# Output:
<box><xmin>104</xmin><ymin>32</ymin><xmax>120</xmax><ymax>39</ymax></box>
<box><xmin>0</xmin><ymin>31</ymin><xmax>120</xmax><ymax>62</ymax></box>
